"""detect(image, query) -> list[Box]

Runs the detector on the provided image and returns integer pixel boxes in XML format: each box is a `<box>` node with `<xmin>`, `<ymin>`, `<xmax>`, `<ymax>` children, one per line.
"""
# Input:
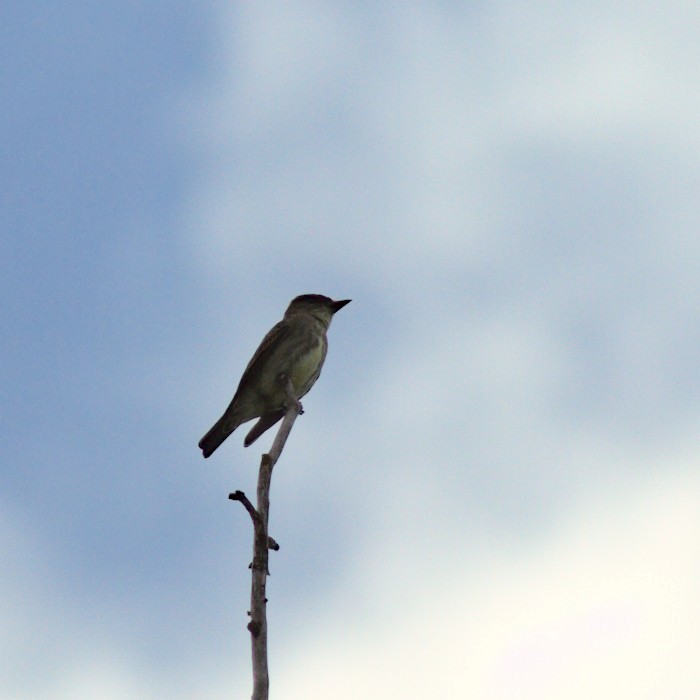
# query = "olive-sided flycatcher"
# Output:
<box><xmin>198</xmin><ymin>294</ymin><xmax>351</xmax><ymax>458</ymax></box>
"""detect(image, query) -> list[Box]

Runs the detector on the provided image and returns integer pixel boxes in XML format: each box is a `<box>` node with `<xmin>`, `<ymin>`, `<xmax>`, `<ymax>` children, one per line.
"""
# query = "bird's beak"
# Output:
<box><xmin>331</xmin><ymin>299</ymin><xmax>351</xmax><ymax>313</ymax></box>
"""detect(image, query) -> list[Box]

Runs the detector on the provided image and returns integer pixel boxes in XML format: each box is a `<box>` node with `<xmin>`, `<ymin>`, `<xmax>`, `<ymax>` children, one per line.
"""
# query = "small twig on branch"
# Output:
<box><xmin>229</xmin><ymin>490</ymin><xmax>261</xmax><ymax>527</ymax></box>
<box><xmin>228</xmin><ymin>491</ymin><xmax>280</xmax><ymax>551</ymax></box>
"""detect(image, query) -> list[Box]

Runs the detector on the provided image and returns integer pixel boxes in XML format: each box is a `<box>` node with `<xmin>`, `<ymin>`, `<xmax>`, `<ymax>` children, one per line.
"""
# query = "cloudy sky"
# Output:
<box><xmin>3</xmin><ymin>2</ymin><xmax>700</xmax><ymax>698</ymax></box>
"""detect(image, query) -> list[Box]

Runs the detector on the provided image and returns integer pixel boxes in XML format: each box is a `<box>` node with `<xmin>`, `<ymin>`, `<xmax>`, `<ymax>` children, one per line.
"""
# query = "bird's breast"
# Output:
<box><xmin>290</xmin><ymin>340</ymin><xmax>325</xmax><ymax>394</ymax></box>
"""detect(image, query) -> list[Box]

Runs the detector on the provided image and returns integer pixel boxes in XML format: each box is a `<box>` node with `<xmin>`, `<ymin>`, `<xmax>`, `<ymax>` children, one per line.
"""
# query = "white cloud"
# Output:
<box><xmin>275</xmin><ymin>466</ymin><xmax>700</xmax><ymax>699</ymax></box>
<box><xmin>17</xmin><ymin>3</ymin><xmax>693</xmax><ymax>698</ymax></box>
<box><xmin>178</xmin><ymin>1</ymin><xmax>700</xmax><ymax>311</ymax></box>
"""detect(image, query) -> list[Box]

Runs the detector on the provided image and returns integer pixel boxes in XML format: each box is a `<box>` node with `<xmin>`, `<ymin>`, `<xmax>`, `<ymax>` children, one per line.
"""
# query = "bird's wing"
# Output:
<box><xmin>232</xmin><ymin>319</ymin><xmax>290</xmax><ymax>399</ymax></box>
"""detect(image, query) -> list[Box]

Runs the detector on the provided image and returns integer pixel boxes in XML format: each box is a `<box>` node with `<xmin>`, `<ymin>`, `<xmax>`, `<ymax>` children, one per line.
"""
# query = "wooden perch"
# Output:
<box><xmin>228</xmin><ymin>383</ymin><xmax>302</xmax><ymax>700</ymax></box>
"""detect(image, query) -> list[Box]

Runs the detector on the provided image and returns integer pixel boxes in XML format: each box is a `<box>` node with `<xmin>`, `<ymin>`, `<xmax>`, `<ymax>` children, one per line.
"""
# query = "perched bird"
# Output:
<box><xmin>198</xmin><ymin>294</ymin><xmax>351</xmax><ymax>457</ymax></box>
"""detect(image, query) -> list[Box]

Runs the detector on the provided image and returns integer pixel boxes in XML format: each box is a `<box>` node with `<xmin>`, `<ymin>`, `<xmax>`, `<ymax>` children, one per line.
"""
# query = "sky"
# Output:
<box><xmin>3</xmin><ymin>2</ymin><xmax>700</xmax><ymax>698</ymax></box>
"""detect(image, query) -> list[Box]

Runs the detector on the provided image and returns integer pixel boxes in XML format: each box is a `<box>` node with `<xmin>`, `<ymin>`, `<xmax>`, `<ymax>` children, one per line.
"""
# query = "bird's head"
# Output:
<box><xmin>285</xmin><ymin>294</ymin><xmax>351</xmax><ymax>326</ymax></box>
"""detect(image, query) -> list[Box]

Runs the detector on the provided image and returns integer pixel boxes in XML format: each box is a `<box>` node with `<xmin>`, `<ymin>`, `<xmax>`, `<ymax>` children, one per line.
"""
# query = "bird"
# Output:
<box><xmin>198</xmin><ymin>294</ymin><xmax>351</xmax><ymax>457</ymax></box>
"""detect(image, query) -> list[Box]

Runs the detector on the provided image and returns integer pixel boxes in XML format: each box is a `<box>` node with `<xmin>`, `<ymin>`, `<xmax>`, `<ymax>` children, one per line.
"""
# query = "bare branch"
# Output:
<box><xmin>232</xmin><ymin>380</ymin><xmax>302</xmax><ymax>700</ymax></box>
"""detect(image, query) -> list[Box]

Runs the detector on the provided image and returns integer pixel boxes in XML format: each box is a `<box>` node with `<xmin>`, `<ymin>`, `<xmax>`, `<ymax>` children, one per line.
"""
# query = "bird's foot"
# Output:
<box><xmin>284</xmin><ymin>397</ymin><xmax>303</xmax><ymax>414</ymax></box>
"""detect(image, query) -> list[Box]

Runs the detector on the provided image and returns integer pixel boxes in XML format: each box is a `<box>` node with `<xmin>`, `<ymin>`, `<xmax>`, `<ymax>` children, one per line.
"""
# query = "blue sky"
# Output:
<box><xmin>3</xmin><ymin>3</ymin><xmax>700</xmax><ymax>697</ymax></box>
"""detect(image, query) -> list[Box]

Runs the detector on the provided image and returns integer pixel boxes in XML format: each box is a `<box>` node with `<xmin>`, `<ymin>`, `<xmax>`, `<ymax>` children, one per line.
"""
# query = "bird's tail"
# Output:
<box><xmin>198</xmin><ymin>414</ymin><xmax>239</xmax><ymax>458</ymax></box>
<box><xmin>243</xmin><ymin>409</ymin><xmax>285</xmax><ymax>447</ymax></box>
